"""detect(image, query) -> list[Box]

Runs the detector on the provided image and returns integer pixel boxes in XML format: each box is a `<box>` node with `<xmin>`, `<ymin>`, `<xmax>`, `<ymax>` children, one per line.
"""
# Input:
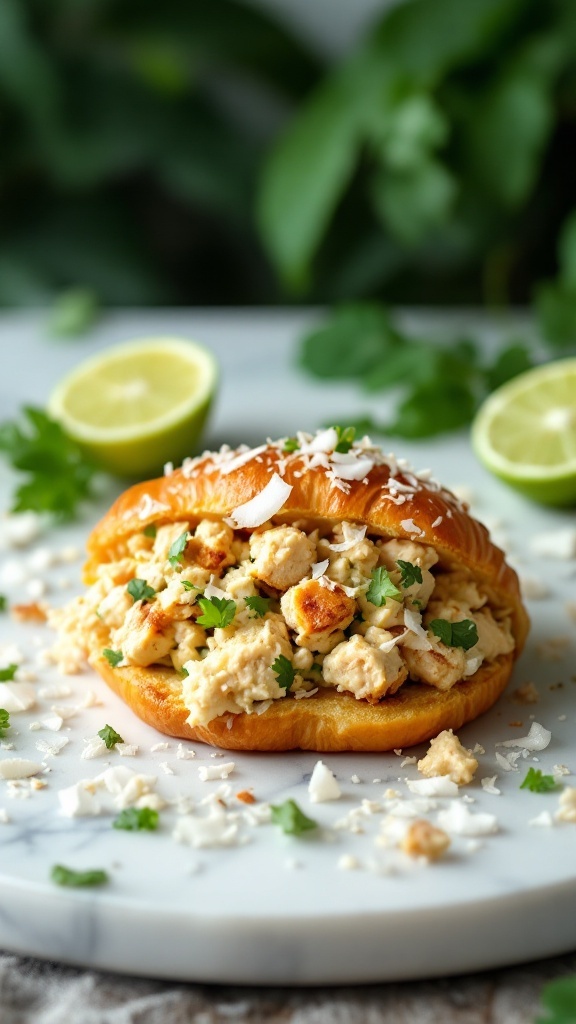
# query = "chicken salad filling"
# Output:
<box><xmin>51</xmin><ymin>517</ymin><xmax>515</xmax><ymax>728</ymax></box>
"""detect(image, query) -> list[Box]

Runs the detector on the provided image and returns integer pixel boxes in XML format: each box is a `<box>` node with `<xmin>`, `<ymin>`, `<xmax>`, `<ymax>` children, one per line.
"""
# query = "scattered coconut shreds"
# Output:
<box><xmin>437</xmin><ymin>802</ymin><xmax>498</xmax><ymax>838</ymax></box>
<box><xmin>556</xmin><ymin>787</ymin><xmax>576</xmax><ymax>824</ymax></box>
<box><xmin>481</xmin><ymin>777</ymin><xmax>501</xmax><ymax>796</ymax></box>
<box><xmin>530</xmin><ymin>811</ymin><xmax>555</xmax><ymax>828</ymax></box>
<box><xmin>226</xmin><ymin>473</ymin><xmax>292</xmax><ymax>529</ymax></box>
<box><xmin>512</xmin><ymin>682</ymin><xmax>540</xmax><ymax>705</ymax></box>
<box><xmin>176</xmin><ymin>744</ymin><xmax>196</xmax><ymax>760</ymax></box>
<box><xmin>116</xmin><ymin>744</ymin><xmax>138</xmax><ymax>757</ymax></box>
<box><xmin>308</xmin><ymin>760</ymin><xmax>341</xmax><ymax>803</ymax></box>
<box><xmin>553</xmin><ymin>765</ymin><xmax>571</xmax><ymax>777</ymax></box>
<box><xmin>498</xmin><ymin>722</ymin><xmax>552</xmax><ymax>752</ymax></box>
<box><xmin>406</xmin><ymin>776</ymin><xmax>458</xmax><ymax>798</ymax></box>
<box><xmin>0</xmin><ymin>759</ymin><xmax>43</xmax><ymax>781</ymax></box>
<box><xmin>198</xmin><ymin>762</ymin><xmax>236</xmax><ymax>782</ymax></box>
<box><xmin>495</xmin><ymin>751</ymin><xmax>522</xmax><ymax>773</ymax></box>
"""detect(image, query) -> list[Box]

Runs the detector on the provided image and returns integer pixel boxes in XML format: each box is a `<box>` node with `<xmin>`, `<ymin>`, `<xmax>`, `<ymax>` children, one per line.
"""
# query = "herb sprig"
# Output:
<box><xmin>113</xmin><ymin>807</ymin><xmax>159</xmax><ymax>831</ymax></box>
<box><xmin>0</xmin><ymin>407</ymin><xmax>95</xmax><ymax>520</ymax></box>
<box><xmin>397</xmin><ymin>560</ymin><xmax>423</xmax><ymax>588</ymax></box>
<box><xmin>126</xmin><ymin>578</ymin><xmax>156</xmax><ymax>603</ymax></box>
<box><xmin>98</xmin><ymin>724</ymin><xmax>124</xmax><ymax>749</ymax></box>
<box><xmin>0</xmin><ymin>709</ymin><xmax>10</xmax><ymax>734</ymax></box>
<box><xmin>196</xmin><ymin>596</ymin><xmax>236</xmax><ymax>629</ymax></box>
<box><xmin>366</xmin><ymin>567</ymin><xmax>401</xmax><ymax>606</ymax></box>
<box><xmin>520</xmin><ymin>768</ymin><xmax>559</xmax><ymax>794</ymax></box>
<box><xmin>51</xmin><ymin>864</ymin><xmax>108</xmax><ymax>887</ymax></box>
<box><xmin>245</xmin><ymin>595</ymin><xmax>271</xmax><ymax>618</ymax></box>
<box><xmin>270</xmin><ymin>799</ymin><xmax>317</xmax><ymax>835</ymax></box>
<box><xmin>0</xmin><ymin>664</ymin><xmax>18</xmax><ymax>682</ymax></box>
<box><xmin>429</xmin><ymin>618</ymin><xmax>478</xmax><ymax>651</ymax></box>
<box><xmin>272</xmin><ymin>654</ymin><xmax>296</xmax><ymax>691</ymax></box>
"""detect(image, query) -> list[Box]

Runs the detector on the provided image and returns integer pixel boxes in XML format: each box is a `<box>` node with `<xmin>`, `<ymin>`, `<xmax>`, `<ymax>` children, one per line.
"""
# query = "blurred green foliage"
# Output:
<box><xmin>1</xmin><ymin>0</ymin><xmax>576</xmax><ymax>331</ymax></box>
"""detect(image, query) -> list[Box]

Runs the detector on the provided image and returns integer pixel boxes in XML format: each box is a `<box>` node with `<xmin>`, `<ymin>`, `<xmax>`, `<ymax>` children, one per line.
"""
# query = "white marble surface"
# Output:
<box><xmin>0</xmin><ymin>310</ymin><xmax>575</xmax><ymax>990</ymax></box>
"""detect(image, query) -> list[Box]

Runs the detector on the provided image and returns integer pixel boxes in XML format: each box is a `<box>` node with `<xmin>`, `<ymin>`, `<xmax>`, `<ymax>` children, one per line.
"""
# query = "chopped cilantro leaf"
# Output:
<box><xmin>397</xmin><ymin>559</ymin><xmax>423</xmax><ymax>588</ymax></box>
<box><xmin>102</xmin><ymin>649</ymin><xmax>123</xmax><ymax>667</ymax></box>
<box><xmin>272</xmin><ymin>654</ymin><xmax>296</xmax><ymax>691</ymax></box>
<box><xmin>0</xmin><ymin>709</ymin><xmax>10</xmax><ymax>734</ymax></box>
<box><xmin>168</xmin><ymin>530</ymin><xmax>189</xmax><ymax>568</ymax></box>
<box><xmin>0</xmin><ymin>407</ymin><xmax>95</xmax><ymax>521</ymax></box>
<box><xmin>245</xmin><ymin>595</ymin><xmax>271</xmax><ymax>618</ymax></box>
<box><xmin>0</xmin><ymin>664</ymin><xmax>18</xmax><ymax>682</ymax></box>
<box><xmin>270</xmin><ymin>799</ymin><xmax>317</xmax><ymax>836</ymax></box>
<box><xmin>143</xmin><ymin>524</ymin><xmax>157</xmax><ymax>539</ymax></box>
<box><xmin>181</xmin><ymin>666</ymin><xmax>189</xmax><ymax>677</ymax></box>
<box><xmin>429</xmin><ymin>618</ymin><xmax>478</xmax><ymax>651</ymax></box>
<box><xmin>366</xmin><ymin>567</ymin><xmax>401</xmax><ymax>606</ymax></box>
<box><xmin>310</xmin><ymin>663</ymin><xmax>323</xmax><ymax>673</ymax></box>
<box><xmin>98</xmin><ymin>724</ymin><xmax>124</xmax><ymax>749</ymax></box>
<box><xmin>181</xmin><ymin>580</ymin><xmax>198</xmax><ymax>591</ymax></box>
<box><xmin>126</xmin><ymin>578</ymin><xmax>156</xmax><ymax>602</ymax></box>
<box><xmin>51</xmin><ymin>864</ymin><xmax>108</xmax><ymax>887</ymax></box>
<box><xmin>283</xmin><ymin>437</ymin><xmax>300</xmax><ymax>452</ymax></box>
<box><xmin>113</xmin><ymin>807</ymin><xmax>159</xmax><ymax>831</ymax></box>
<box><xmin>520</xmin><ymin>768</ymin><xmax>559</xmax><ymax>793</ymax></box>
<box><xmin>537</xmin><ymin>974</ymin><xmax>576</xmax><ymax>1024</ymax></box>
<box><xmin>0</xmin><ymin>595</ymin><xmax>7</xmax><ymax>612</ymax></box>
<box><xmin>196</xmin><ymin>596</ymin><xmax>236</xmax><ymax>629</ymax></box>
<box><xmin>333</xmin><ymin>425</ymin><xmax>356</xmax><ymax>453</ymax></box>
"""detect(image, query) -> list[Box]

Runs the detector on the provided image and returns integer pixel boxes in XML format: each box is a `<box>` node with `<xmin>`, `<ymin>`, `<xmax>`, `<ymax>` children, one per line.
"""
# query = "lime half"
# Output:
<box><xmin>48</xmin><ymin>337</ymin><xmax>218</xmax><ymax>478</ymax></box>
<box><xmin>472</xmin><ymin>358</ymin><xmax>576</xmax><ymax>506</ymax></box>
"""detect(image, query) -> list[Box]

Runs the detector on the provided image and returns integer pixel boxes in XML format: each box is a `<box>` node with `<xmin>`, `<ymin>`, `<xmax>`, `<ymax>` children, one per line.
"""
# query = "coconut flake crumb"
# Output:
<box><xmin>498</xmin><ymin>722</ymin><xmax>552</xmax><ymax>752</ymax></box>
<box><xmin>556</xmin><ymin>787</ymin><xmax>576</xmax><ymax>824</ymax></box>
<box><xmin>350</xmin><ymin>775</ymin><xmax>361</xmax><ymax>784</ymax></box>
<box><xmin>337</xmin><ymin>854</ymin><xmax>360</xmax><ymax>871</ymax></box>
<box><xmin>198</xmin><ymin>762</ymin><xmax>236</xmax><ymax>782</ymax></box>
<box><xmin>308</xmin><ymin>760</ymin><xmax>341</xmax><ymax>803</ymax></box>
<box><xmin>159</xmin><ymin>761</ymin><xmax>174</xmax><ymax>776</ymax></box>
<box><xmin>173</xmin><ymin>805</ymin><xmax>241</xmax><ymax>848</ymax></box>
<box><xmin>553</xmin><ymin>765</ymin><xmax>571</xmax><ymax>777</ymax></box>
<box><xmin>407</xmin><ymin>776</ymin><xmax>459</xmax><ymax>798</ymax></box>
<box><xmin>176</xmin><ymin>743</ymin><xmax>196</xmax><ymax>760</ymax></box>
<box><xmin>116</xmin><ymin>744</ymin><xmax>138</xmax><ymax>757</ymax></box>
<box><xmin>437</xmin><ymin>802</ymin><xmax>498</xmax><ymax>837</ymax></box>
<box><xmin>81</xmin><ymin>736</ymin><xmax>109</xmax><ymax>760</ymax></box>
<box><xmin>0</xmin><ymin>759</ymin><xmax>43</xmax><ymax>781</ymax></box>
<box><xmin>529</xmin><ymin>811</ymin><xmax>554</xmax><ymax>828</ymax></box>
<box><xmin>481</xmin><ymin>776</ymin><xmax>501</xmax><ymax>795</ymax></box>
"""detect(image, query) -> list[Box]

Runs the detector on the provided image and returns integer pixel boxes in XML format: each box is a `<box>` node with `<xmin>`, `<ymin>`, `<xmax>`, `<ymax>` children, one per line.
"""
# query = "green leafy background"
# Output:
<box><xmin>1</xmin><ymin>0</ymin><xmax>576</xmax><ymax>340</ymax></box>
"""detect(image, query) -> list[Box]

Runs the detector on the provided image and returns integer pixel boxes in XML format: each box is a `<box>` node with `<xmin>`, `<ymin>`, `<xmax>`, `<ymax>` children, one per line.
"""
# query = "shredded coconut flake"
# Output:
<box><xmin>227</xmin><ymin>473</ymin><xmax>292</xmax><ymax>529</ymax></box>
<box><xmin>499</xmin><ymin>722</ymin><xmax>552</xmax><ymax>752</ymax></box>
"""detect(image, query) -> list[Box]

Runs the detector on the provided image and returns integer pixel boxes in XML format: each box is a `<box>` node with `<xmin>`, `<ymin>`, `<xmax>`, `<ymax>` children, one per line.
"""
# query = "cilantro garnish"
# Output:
<box><xmin>168</xmin><ymin>530</ymin><xmax>189</xmax><ymax>568</ymax></box>
<box><xmin>0</xmin><ymin>407</ymin><xmax>95</xmax><ymax>521</ymax></box>
<box><xmin>429</xmin><ymin>618</ymin><xmax>478</xmax><ymax>651</ymax></box>
<box><xmin>51</xmin><ymin>864</ymin><xmax>109</xmax><ymax>887</ymax></box>
<box><xmin>0</xmin><ymin>709</ymin><xmax>10</xmax><ymax>734</ymax></box>
<box><xmin>113</xmin><ymin>807</ymin><xmax>159</xmax><ymax>831</ymax></box>
<box><xmin>196</xmin><ymin>596</ymin><xmax>236</xmax><ymax>629</ymax></box>
<box><xmin>0</xmin><ymin>664</ymin><xmax>18</xmax><ymax>682</ymax></box>
<box><xmin>181</xmin><ymin>580</ymin><xmax>198</xmax><ymax>591</ymax></box>
<box><xmin>0</xmin><ymin>596</ymin><xmax>7</xmax><ymax>612</ymax></box>
<box><xmin>102</xmin><ymin>649</ymin><xmax>123</xmax><ymax>667</ymax></box>
<box><xmin>272</xmin><ymin>654</ymin><xmax>296</xmax><ymax>691</ymax></box>
<box><xmin>536</xmin><ymin>974</ymin><xmax>576</xmax><ymax>1024</ymax></box>
<box><xmin>397</xmin><ymin>560</ymin><xmax>423</xmax><ymax>588</ymax></box>
<box><xmin>245</xmin><ymin>595</ymin><xmax>271</xmax><ymax>618</ymax></box>
<box><xmin>143</xmin><ymin>524</ymin><xmax>157</xmax><ymax>539</ymax></box>
<box><xmin>520</xmin><ymin>768</ymin><xmax>559</xmax><ymax>794</ymax></box>
<box><xmin>270</xmin><ymin>799</ymin><xmax>317</xmax><ymax>836</ymax></box>
<box><xmin>366</xmin><ymin>567</ymin><xmax>401</xmax><ymax>606</ymax></box>
<box><xmin>126</xmin><ymin>578</ymin><xmax>156</xmax><ymax>602</ymax></box>
<box><xmin>98</xmin><ymin>724</ymin><xmax>124</xmax><ymax>749</ymax></box>
<box><xmin>310</xmin><ymin>662</ymin><xmax>323</xmax><ymax>673</ymax></box>
<box><xmin>181</xmin><ymin>666</ymin><xmax>189</xmax><ymax>677</ymax></box>
<box><xmin>333</xmin><ymin>425</ymin><xmax>356</xmax><ymax>453</ymax></box>
<box><xmin>283</xmin><ymin>437</ymin><xmax>300</xmax><ymax>453</ymax></box>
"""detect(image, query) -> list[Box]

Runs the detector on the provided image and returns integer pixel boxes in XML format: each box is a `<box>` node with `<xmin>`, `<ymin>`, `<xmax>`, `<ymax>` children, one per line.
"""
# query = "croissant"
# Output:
<box><xmin>54</xmin><ymin>430</ymin><xmax>529</xmax><ymax>751</ymax></box>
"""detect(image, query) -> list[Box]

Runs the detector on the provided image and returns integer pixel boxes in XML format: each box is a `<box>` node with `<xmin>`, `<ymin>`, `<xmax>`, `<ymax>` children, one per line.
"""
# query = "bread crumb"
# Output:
<box><xmin>236</xmin><ymin>790</ymin><xmax>256</xmax><ymax>805</ymax></box>
<box><xmin>417</xmin><ymin>729</ymin><xmax>478</xmax><ymax>785</ymax></box>
<box><xmin>10</xmin><ymin>602</ymin><xmax>47</xmax><ymax>624</ymax></box>
<box><xmin>400</xmin><ymin>820</ymin><xmax>450</xmax><ymax>861</ymax></box>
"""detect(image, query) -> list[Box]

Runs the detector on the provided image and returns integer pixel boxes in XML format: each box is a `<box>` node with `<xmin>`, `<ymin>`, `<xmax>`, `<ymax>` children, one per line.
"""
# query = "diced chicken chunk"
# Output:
<box><xmin>357</xmin><ymin>592</ymin><xmax>405</xmax><ymax>630</ymax></box>
<box><xmin>97</xmin><ymin>585</ymin><xmax>133</xmax><ymax>628</ymax></box>
<box><xmin>190</xmin><ymin>519</ymin><xmax>236</xmax><ymax>572</ymax></box>
<box><xmin>281</xmin><ymin>578</ymin><xmax>356</xmax><ymax>651</ymax></box>
<box><xmin>170</xmin><ymin>620</ymin><xmax>207</xmax><ymax>671</ymax></box>
<box><xmin>153</xmin><ymin>523</ymin><xmax>190</xmax><ymax>561</ymax></box>
<box><xmin>400</xmin><ymin>819</ymin><xmax>451</xmax><ymax>860</ymax></box>
<box><xmin>250</xmin><ymin>526</ymin><xmax>316</xmax><ymax>591</ymax></box>
<box><xmin>417</xmin><ymin>729</ymin><xmax>478</xmax><ymax>785</ymax></box>
<box><xmin>221</xmin><ymin>567</ymin><xmax>259</xmax><ymax>602</ymax></box>
<box><xmin>322</xmin><ymin>634</ymin><xmax>408</xmax><ymax>702</ymax></box>
<box><xmin>402</xmin><ymin>633</ymin><xmax>466</xmax><ymax>691</ymax></box>
<box><xmin>112</xmin><ymin>602</ymin><xmax>175</xmax><ymax>667</ymax></box>
<box><xmin>182</xmin><ymin>616</ymin><xmax>294</xmax><ymax>726</ymax></box>
<box><xmin>378</xmin><ymin>539</ymin><xmax>439</xmax><ymax>573</ymax></box>
<box><xmin>473</xmin><ymin>608</ymin><xmax>514</xmax><ymax>660</ymax></box>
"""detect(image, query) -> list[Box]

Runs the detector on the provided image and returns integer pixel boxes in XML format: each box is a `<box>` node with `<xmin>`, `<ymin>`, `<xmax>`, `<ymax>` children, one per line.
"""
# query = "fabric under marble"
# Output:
<box><xmin>0</xmin><ymin>951</ymin><xmax>575</xmax><ymax>1024</ymax></box>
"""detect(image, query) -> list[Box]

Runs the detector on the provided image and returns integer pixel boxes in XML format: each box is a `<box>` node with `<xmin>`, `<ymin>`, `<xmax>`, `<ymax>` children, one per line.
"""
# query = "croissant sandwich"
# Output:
<box><xmin>51</xmin><ymin>429</ymin><xmax>529</xmax><ymax>751</ymax></box>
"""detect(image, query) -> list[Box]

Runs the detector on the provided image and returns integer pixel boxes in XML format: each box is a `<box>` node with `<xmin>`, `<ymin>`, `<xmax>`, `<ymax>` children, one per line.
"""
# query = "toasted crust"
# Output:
<box><xmin>82</xmin><ymin>443</ymin><xmax>529</xmax><ymax>751</ymax></box>
<box><xmin>91</xmin><ymin>649</ymin><xmax>516</xmax><ymax>752</ymax></box>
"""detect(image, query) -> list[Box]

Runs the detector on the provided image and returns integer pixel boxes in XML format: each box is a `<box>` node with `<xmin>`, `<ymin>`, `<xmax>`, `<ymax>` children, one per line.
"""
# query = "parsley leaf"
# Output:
<box><xmin>333</xmin><ymin>425</ymin><xmax>356</xmax><ymax>453</ymax></box>
<box><xmin>429</xmin><ymin>618</ymin><xmax>479</xmax><ymax>651</ymax></box>
<box><xmin>98</xmin><ymin>724</ymin><xmax>124</xmax><ymax>749</ymax></box>
<box><xmin>272</xmin><ymin>654</ymin><xmax>296</xmax><ymax>691</ymax></box>
<box><xmin>397</xmin><ymin>560</ymin><xmax>423</xmax><ymax>587</ymax></box>
<box><xmin>536</xmin><ymin>974</ymin><xmax>576</xmax><ymax>1024</ymax></box>
<box><xmin>245</xmin><ymin>595</ymin><xmax>271</xmax><ymax>618</ymax></box>
<box><xmin>168</xmin><ymin>530</ymin><xmax>189</xmax><ymax>568</ymax></box>
<box><xmin>270</xmin><ymin>799</ymin><xmax>317</xmax><ymax>836</ymax></box>
<box><xmin>113</xmin><ymin>807</ymin><xmax>159</xmax><ymax>831</ymax></box>
<box><xmin>181</xmin><ymin>580</ymin><xmax>198</xmax><ymax>591</ymax></box>
<box><xmin>283</xmin><ymin>437</ymin><xmax>300</xmax><ymax>452</ymax></box>
<box><xmin>520</xmin><ymin>768</ymin><xmax>559</xmax><ymax>794</ymax></box>
<box><xmin>196</xmin><ymin>596</ymin><xmax>236</xmax><ymax>629</ymax></box>
<box><xmin>0</xmin><ymin>596</ymin><xmax>7</xmax><ymax>612</ymax></box>
<box><xmin>0</xmin><ymin>664</ymin><xmax>18</xmax><ymax>682</ymax></box>
<box><xmin>0</xmin><ymin>407</ymin><xmax>95</xmax><ymax>521</ymax></box>
<box><xmin>51</xmin><ymin>864</ymin><xmax>108</xmax><ymax>887</ymax></box>
<box><xmin>143</xmin><ymin>524</ymin><xmax>157</xmax><ymax>539</ymax></box>
<box><xmin>366</xmin><ymin>567</ymin><xmax>401</xmax><ymax>606</ymax></box>
<box><xmin>0</xmin><ymin>709</ymin><xmax>10</xmax><ymax>734</ymax></box>
<box><xmin>102</xmin><ymin>649</ymin><xmax>123</xmax><ymax>667</ymax></box>
<box><xmin>310</xmin><ymin>662</ymin><xmax>323</xmax><ymax>673</ymax></box>
<box><xmin>126</xmin><ymin>578</ymin><xmax>156</xmax><ymax>602</ymax></box>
